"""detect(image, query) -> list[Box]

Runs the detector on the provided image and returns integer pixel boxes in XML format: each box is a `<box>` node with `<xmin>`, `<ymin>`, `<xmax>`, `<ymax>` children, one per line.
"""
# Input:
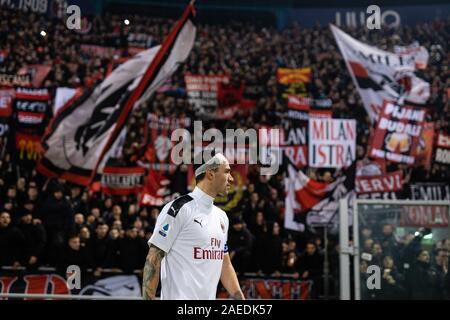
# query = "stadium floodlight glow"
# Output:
<box><xmin>124</xmin><ymin>19</ymin><xmax>130</xmax><ymax>25</ymax></box>
<box><xmin>40</xmin><ymin>30</ymin><xmax>47</xmax><ymax>37</ymax></box>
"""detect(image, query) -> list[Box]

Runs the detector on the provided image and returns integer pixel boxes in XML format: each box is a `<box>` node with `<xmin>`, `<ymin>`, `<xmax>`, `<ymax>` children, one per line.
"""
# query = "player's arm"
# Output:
<box><xmin>220</xmin><ymin>253</ymin><xmax>245</xmax><ymax>300</ymax></box>
<box><xmin>142</xmin><ymin>244</ymin><xmax>165</xmax><ymax>300</ymax></box>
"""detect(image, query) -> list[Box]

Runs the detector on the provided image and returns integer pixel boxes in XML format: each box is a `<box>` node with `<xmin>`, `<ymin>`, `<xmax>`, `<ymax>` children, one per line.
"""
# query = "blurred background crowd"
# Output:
<box><xmin>0</xmin><ymin>0</ymin><xmax>449</xmax><ymax>299</ymax></box>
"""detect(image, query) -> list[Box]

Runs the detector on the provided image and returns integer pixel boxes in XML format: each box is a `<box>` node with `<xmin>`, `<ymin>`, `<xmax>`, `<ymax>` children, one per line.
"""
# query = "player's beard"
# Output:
<box><xmin>217</xmin><ymin>185</ymin><xmax>229</xmax><ymax>197</ymax></box>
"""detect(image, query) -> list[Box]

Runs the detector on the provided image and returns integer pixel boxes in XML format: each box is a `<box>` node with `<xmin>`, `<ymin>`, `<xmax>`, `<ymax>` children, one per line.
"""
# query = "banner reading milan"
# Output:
<box><xmin>101</xmin><ymin>166</ymin><xmax>145</xmax><ymax>196</ymax></box>
<box><xmin>277</xmin><ymin>68</ymin><xmax>311</xmax><ymax>100</ymax></box>
<box><xmin>185</xmin><ymin>74</ymin><xmax>229</xmax><ymax>118</ymax></box>
<box><xmin>393</xmin><ymin>42</ymin><xmax>429</xmax><ymax>70</ymax></box>
<box><xmin>309</xmin><ymin>118</ymin><xmax>356</xmax><ymax>168</ymax></box>
<box><xmin>331</xmin><ymin>24</ymin><xmax>430</xmax><ymax>123</ymax></box>
<box><xmin>435</xmin><ymin>132</ymin><xmax>450</xmax><ymax>165</ymax></box>
<box><xmin>369</xmin><ymin>101</ymin><xmax>427</xmax><ymax>164</ymax></box>
<box><xmin>38</xmin><ymin>3</ymin><xmax>196</xmax><ymax>186</ymax></box>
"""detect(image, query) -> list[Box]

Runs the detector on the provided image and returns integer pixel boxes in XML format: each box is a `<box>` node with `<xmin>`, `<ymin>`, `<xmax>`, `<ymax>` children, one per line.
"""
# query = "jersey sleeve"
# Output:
<box><xmin>148</xmin><ymin>199</ymin><xmax>191</xmax><ymax>253</ymax></box>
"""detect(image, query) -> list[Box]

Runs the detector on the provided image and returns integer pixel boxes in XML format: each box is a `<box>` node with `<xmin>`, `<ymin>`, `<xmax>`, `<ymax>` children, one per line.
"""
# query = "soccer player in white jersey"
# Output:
<box><xmin>142</xmin><ymin>153</ymin><xmax>245</xmax><ymax>300</ymax></box>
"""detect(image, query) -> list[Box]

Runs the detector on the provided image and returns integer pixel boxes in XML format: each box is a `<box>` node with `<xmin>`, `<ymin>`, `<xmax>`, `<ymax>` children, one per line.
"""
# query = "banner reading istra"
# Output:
<box><xmin>308</xmin><ymin>118</ymin><xmax>356</xmax><ymax>168</ymax></box>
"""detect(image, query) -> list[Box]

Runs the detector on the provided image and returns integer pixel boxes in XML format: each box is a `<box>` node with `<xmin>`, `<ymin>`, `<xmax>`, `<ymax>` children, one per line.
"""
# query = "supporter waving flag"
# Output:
<box><xmin>331</xmin><ymin>24</ymin><xmax>430</xmax><ymax>123</ymax></box>
<box><xmin>37</xmin><ymin>2</ymin><xmax>196</xmax><ymax>185</ymax></box>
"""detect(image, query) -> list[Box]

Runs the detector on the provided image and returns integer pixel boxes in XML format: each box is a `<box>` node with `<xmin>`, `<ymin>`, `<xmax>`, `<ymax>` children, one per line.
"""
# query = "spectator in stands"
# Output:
<box><xmin>283</xmin><ymin>250</ymin><xmax>299</xmax><ymax>275</ymax></box>
<box><xmin>122</xmin><ymin>203</ymin><xmax>138</xmax><ymax>229</ymax></box>
<box><xmin>405</xmin><ymin>250</ymin><xmax>436</xmax><ymax>299</ymax></box>
<box><xmin>261</xmin><ymin>221</ymin><xmax>283</xmax><ymax>276</ymax></box>
<box><xmin>295</xmin><ymin>242</ymin><xmax>324</xmax><ymax>298</ymax></box>
<box><xmin>101</xmin><ymin>197</ymin><xmax>114</xmax><ymax>221</ymax></box>
<box><xmin>227</xmin><ymin>215</ymin><xmax>253</xmax><ymax>274</ymax></box>
<box><xmin>16</xmin><ymin>209</ymin><xmax>46</xmax><ymax>269</ymax></box>
<box><xmin>263</xmin><ymin>188</ymin><xmax>282</xmax><ymax>224</ymax></box>
<box><xmin>379</xmin><ymin>255</ymin><xmax>406</xmax><ymax>299</ymax></box>
<box><xmin>363</xmin><ymin>238</ymin><xmax>374</xmax><ymax>255</ymax></box>
<box><xmin>371</xmin><ymin>242</ymin><xmax>383</xmax><ymax>267</ymax></box>
<box><xmin>70</xmin><ymin>185</ymin><xmax>87</xmax><ymax>215</ymax></box>
<box><xmin>0</xmin><ymin>211</ymin><xmax>24</xmax><ymax>268</ymax></box>
<box><xmin>117</xmin><ymin>227</ymin><xmax>147</xmax><ymax>273</ymax></box>
<box><xmin>58</xmin><ymin>234</ymin><xmax>92</xmax><ymax>272</ymax></box>
<box><xmin>3</xmin><ymin>186</ymin><xmax>20</xmax><ymax>223</ymax></box>
<box><xmin>361</xmin><ymin>227</ymin><xmax>373</xmax><ymax>241</ymax></box>
<box><xmin>430</xmin><ymin>248</ymin><xmax>449</xmax><ymax>299</ymax></box>
<box><xmin>241</xmin><ymin>192</ymin><xmax>263</xmax><ymax>227</ymax></box>
<box><xmin>106</xmin><ymin>205</ymin><xmax>122</xmax><ymax>227</ymax></box>
<box><xmin>379</xmin><ymin>223</ymin><xmax>400</xmax><ymax>262</ymax></box>
<box><xmin>38</xmin><ymin>185</ymin><xmax>74</xmax><ymax>265</ymax></box>
<box><xmin>79</xmin><ymin>226</ymin><xmax>91</xmax><ymax>247</ymax></box>
<box><xmin>74</xmin><ymin>213</ymin><xmax>85</xmax><ymax>233</ymax></box>
<box><xmin>91</xmin><ymin>222</ymin><xmax>115</xmax><ymax>277</ymax></box>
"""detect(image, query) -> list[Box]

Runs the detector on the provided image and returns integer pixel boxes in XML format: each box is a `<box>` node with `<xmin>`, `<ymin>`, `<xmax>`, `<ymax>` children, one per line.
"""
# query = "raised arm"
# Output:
<box><xmin>220</xmin><ymin>253</ymin><xmax>245</xmax><ymax>300</ymax></box>
<box><xmin>142</xmin><ymin>244</ymin><xmax>166</xmax><ymax>300</ymax></box>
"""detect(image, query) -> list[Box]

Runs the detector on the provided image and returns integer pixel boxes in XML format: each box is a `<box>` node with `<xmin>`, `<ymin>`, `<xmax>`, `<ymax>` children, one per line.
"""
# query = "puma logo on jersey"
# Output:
<box><xmin>194</xmin><ymin>218</ymin><xmax>203</xmax><ymax>227</ymax></box>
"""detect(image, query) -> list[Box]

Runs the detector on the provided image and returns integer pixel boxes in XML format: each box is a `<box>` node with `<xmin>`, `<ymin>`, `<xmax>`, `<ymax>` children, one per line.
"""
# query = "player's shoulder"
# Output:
<box><xmin>162</xmin><ymin>194</ymin><xmax>195</xmax><ymax>218</ymax></box>
<box><xmin>213</xmin><ymin>205</ymin><xmax>229</xmax><ymax>222</ymax></box>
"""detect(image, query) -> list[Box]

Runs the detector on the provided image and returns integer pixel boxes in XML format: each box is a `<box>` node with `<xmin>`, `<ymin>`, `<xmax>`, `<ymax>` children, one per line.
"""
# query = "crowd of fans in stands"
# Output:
<box><xmin>1</xmin><ymin>7</ymin><xmax>449</xmax><ymax>299</ymax></box>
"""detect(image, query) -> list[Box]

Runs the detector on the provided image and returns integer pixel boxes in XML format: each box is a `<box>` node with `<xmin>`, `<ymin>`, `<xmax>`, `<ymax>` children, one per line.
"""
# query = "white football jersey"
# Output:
<box><xmin>148</xmin><ymin>187</ymin><xmax>229</xmax><ymax>300</ymax></box>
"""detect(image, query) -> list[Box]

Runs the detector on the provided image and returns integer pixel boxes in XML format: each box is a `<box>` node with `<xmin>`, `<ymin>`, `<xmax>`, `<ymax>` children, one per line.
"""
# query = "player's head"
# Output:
<box><xmin>194</xmin><ymin>152</ymin><xmax>234</xmax><ymax>197</ymax></box>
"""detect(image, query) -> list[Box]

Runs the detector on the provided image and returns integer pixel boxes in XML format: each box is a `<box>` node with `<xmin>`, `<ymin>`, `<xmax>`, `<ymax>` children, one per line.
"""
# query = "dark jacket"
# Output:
<box><xmin>0</xmin><ymin>225</ymin><xmax>25</xmax><ymax>265</ymax></box>
<box><xmin>296</xmin><ymin>251</ymin><xmax>324</xmax><ymax>279</ymax></box>
<box><xmin>117</xmin><ymin>236</ymin><xmax>147</xmax><ymax>273</ymax></box>
<box><xmin>227</xmin><ymin>226</ymin><xmax>254</xmax><ymax>257</ymax></box>
<box><xmin>17</xmin><ymin>221</ymin><xmax>47</xmax><ymax>264</ymax></box>
<box><xmin>405</xmin><ymin>261</ymin><xmax>437</xmax><ymax>299</ymax></box>
<box><xmin>261</xmin><ymin>234</ymin><xmax>283</xmax><ymax>274</ymax></box>
<box><xmin>39</xmin><ymin>195</ymin><xmax>75</xmax><ymax>233</ymax></box>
